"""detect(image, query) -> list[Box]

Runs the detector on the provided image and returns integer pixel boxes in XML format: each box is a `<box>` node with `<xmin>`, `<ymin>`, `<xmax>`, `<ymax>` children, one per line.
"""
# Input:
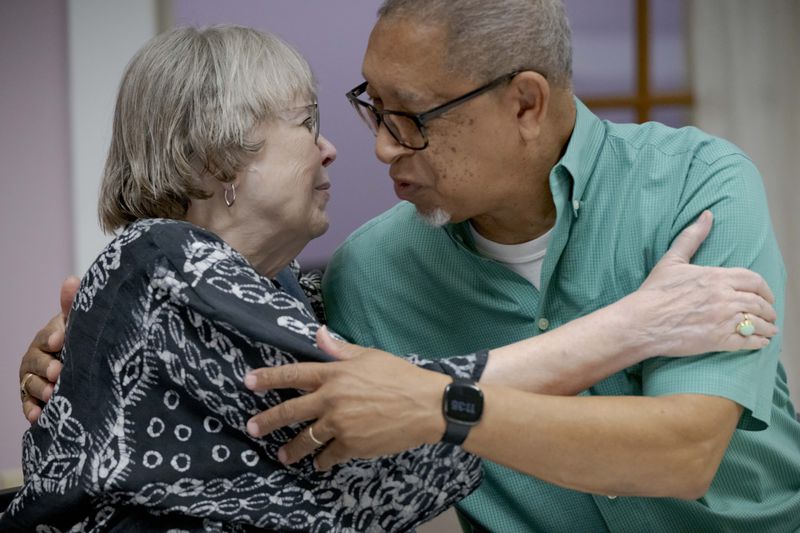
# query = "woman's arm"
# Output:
<box><xmin>481</xmin><ymin>211</ymin><xmax>775</xmax><ymax>394</ymax></box>
<box><xmin>18</xmin><ymin>212</ymin><xmax>776</xmax><ymax>421</ymax></box>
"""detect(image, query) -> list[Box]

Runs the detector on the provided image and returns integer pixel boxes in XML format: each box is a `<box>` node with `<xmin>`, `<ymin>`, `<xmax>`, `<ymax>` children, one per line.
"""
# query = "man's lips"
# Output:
<box><xmin>315</xmin><ymin>182</ymin><xmax>331</xmax><ymax>191</ymax></box>
<box><xmin>392</xmin><ymin>180</ymin><xmax>421</xmax><ymax>201</ymax></box>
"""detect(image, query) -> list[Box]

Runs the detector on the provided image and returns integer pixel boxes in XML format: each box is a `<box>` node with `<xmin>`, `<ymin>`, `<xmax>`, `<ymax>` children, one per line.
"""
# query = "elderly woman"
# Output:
<box><xmin>7</xmin><ymin>23</ymin><xmax>779</xmax><ymax>533</ymax></box>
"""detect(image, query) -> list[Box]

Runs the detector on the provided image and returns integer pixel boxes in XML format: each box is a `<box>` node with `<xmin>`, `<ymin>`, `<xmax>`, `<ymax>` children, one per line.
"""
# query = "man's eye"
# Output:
<box><xmin>302</xmin><ymin>117</ymin><xmax>314</xmax><ymax>132</ymax></box>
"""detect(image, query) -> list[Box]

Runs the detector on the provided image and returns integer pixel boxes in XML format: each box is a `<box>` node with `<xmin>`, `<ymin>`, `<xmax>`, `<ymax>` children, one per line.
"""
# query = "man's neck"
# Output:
<box><xmin>470</xmin><ymin>93</ymin><xmax>577</xmax><ymax>244</ymax></box>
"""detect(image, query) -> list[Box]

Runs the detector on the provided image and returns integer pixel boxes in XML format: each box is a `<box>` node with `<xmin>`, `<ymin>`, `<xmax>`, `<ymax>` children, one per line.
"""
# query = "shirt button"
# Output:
<box><xmin>573</xmin><ymin>199</ymin><xmax>580</xmax><ymax>210</ymax></box>
<box><xmin>607</xmin><ymin>495</ymin><xmax>617</xmax><ymax>500</ymax></box>
<box><xmin>538</xmin><ymin>317</ymin><xmax>550</xmax><ymax>330</ymax></box>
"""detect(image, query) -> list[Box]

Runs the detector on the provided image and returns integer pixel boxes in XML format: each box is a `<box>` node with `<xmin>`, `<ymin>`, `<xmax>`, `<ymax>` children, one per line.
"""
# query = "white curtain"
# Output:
<box><xmin>690</xmin><ymin>0</ymin><xmax>800</xmax><ymax>399</ymax></box>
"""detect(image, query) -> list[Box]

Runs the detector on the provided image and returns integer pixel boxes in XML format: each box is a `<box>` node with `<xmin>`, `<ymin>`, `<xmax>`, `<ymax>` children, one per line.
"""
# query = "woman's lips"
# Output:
<box><xmin>314</xmin><ymin>182</ymin><xmax>331</xmax><ymax>203</ymax></box>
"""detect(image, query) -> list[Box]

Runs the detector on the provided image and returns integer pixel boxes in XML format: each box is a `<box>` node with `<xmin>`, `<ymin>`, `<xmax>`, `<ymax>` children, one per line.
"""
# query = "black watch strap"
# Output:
<box><xmin>442</xmin><ymin>417</ymin><xmax>472</xmax><ymax>445</ymax></box>
<box><xmin>441</xmin><ymin>378</ymin><xmax>484</xmax><ymax>446</ymax></box>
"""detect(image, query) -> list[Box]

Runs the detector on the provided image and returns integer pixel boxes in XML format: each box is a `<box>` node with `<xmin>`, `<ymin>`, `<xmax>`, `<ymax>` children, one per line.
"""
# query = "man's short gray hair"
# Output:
<box><xmin>99</xmin><ymin>25</ymin><xmax>316</xmax><ymax>233</ymax></box>
<box><xmin>377</xmin><ymin>0</ymin><xmax>572</xmax><ymax>87</ymax></box>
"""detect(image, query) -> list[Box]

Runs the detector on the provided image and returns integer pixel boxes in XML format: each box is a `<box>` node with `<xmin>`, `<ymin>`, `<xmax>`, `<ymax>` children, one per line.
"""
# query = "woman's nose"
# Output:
<box><xmin>318</xmin><ymin>134</ymin><xmax>337</xmax><ymax>167</ymax></box>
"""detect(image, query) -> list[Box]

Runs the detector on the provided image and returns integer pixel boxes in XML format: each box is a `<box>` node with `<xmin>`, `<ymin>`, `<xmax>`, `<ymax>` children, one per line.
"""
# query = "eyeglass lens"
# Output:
<box><xmin>350</xmin><ymin>102</ymin><xmax>426</xmax><ymax>149</ymax></box>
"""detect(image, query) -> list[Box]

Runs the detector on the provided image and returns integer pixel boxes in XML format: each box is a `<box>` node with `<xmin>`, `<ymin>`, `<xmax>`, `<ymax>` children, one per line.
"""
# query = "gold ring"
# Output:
<box><xmin>308</xmin><ymin>425</ymin><xmax>325</xmax><ymax>447</ymax></box>
<box><xmin>736</xmin><ymin>313</ymin><xmax>755</xmax><ymax>337</ymax></box>
<box><xmin>20</xmin><ymin>372</ymin><xmax>36</xmax><ymax>402</ymax></box>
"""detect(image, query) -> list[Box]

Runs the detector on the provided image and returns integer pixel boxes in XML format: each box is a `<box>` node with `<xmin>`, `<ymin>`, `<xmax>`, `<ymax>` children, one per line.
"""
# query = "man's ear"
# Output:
<box><xmin>508</xmin><ymin>71</ymin><xmax>550</xmax><ymax>141</ymax></box>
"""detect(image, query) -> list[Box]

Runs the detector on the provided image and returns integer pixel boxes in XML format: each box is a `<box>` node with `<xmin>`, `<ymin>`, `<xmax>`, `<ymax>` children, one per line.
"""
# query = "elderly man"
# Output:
<box><xmin>18</xmin><ymin>1</ymin><xmax>800</xmax><ymax>532</ymax></box>
<box><xmin>242</xmin><ymin>1</ymin><xmax>800</xmax><ymax>532</ymax></box>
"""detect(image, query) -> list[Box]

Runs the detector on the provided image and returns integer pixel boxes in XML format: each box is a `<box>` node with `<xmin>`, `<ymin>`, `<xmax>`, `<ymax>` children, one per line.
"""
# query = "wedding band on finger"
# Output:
<box><xmin>308</xmin><ymin>425</ymin><xmax>326</xmax><ymax>447</ymax></box>
<box><xmin>736</xmin><ymin>313</ymin><xmax>756</xmax><ymax>337</ymax></box>
<box><xmin>20</xmin><ymin>372</ymin><xmax>36</xmax><ymax>402</ymax></box>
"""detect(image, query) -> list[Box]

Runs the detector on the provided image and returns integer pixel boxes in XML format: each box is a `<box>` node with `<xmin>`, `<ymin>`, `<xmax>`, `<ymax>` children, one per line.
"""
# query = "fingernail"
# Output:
<box><xmin>319</xmin><ymin>325</ymin><xmax>333</xmax><ymax>340</ymax></box>
<box><xmin>278</xmin><ymin>447</ymin><xmax>288</xmax><ymax>464</ymax></box>
<box><xmin>313</xmin><ymin>458</ymin><xmax>320</xmax><ymax>471</ymax></box>
<box><xmin>247</xmin><ymin>420</ymin><xmax>259</xmax><ymax>437</ymax></box>
<box><xmin>244</xmin><ymin>374</ymin><xmax>256</xmax><ymax>390</ymax></box>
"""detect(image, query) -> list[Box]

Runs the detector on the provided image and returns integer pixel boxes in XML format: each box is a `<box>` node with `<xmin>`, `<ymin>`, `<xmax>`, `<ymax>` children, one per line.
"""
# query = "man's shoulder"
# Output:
<box><xmin>335</xmin><ymin>201</ymin><xmax>439</xmax><ymax>255</ymax></box>
<box><xmin>605</xmin><ymin>120</ymin><xmax>750</xmax><ymax>167</ymax></box>
<box><xmin>323</xmin><ymin>202</ymin><xmax>458</xmax><ymax>299</ymax></box>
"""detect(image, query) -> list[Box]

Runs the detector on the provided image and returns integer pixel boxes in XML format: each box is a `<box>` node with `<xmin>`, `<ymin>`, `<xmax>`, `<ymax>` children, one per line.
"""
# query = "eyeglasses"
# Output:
<box><xmin>281</xmin><ymin>102</ymin><xmax>320</xmax><ymax>143</ymax></box>
<box><xmin>306</xmin><ymin>102</ymin><xmax>321</xmax><ymax>144</ymax></box>
<box><xmin>346</xmin><ymin>70</ymin><xmax>526</xmax><ymax>150</ymax></box>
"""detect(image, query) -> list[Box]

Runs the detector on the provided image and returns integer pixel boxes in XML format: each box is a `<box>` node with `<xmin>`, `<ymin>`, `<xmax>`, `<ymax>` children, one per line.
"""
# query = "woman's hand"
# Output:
<box><xmin>19</xmin><ymin>276</ymin><xmax>79</xmax><ymax>423</ymax></box>
<box><xmin>620</xmin><ymin>211</ymin><xmax>777</xmax><ymax>357</ymax></box>
<box><xmin>244</xmin><ymin>326</ymin><xmax>450</xmax><ymax>470</ymax></box>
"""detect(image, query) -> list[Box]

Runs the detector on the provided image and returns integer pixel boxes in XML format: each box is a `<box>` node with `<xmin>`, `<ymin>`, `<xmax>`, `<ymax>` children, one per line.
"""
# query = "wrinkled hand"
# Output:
<box><xmin>624</xmin><ymin>211</ymin><xmax>777</xmax><ymax>357</ymax></box>
<box><xmin>244</xmin><ymin>326</ymin><xmax>450</xmax><ymax>470</ymax></box>
<box><xmin>20</xmin><ymin>276</ymin><xmax>79</xmax><ymax>423</ymax></box>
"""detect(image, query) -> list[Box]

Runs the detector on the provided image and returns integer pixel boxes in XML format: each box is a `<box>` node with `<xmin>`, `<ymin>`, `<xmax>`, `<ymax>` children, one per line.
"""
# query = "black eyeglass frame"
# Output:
<box><xmin>346</xmin><ymin>70</ymin><xmax>533</xmax><ymax>150</ymax></box>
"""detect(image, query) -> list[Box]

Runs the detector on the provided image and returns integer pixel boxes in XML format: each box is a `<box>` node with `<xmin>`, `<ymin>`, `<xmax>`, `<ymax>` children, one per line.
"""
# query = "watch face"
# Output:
<box><xmin>444</xmin><ymin>383</ymin><xmax>484</xmax><ymax>424</ymax></box>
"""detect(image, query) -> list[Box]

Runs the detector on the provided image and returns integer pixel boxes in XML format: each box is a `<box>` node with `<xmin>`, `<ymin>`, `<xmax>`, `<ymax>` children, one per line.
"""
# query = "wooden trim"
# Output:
<box><xmin>635</xmin><ymin>0</ymin><xmax>650</xmax><ymax>122</ymax></box>
<box><xmin>578</xmin><ymin>0</ymin><xmax>693</xmax><ymax>122</ymax></box>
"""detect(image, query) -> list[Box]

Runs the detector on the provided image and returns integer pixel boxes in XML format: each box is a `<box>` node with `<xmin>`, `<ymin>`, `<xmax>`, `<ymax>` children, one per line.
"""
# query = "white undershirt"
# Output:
<box><xmin>469</xmin><ymin>223</ymin><xmax>552</xmax><ymax>290</ymax></box>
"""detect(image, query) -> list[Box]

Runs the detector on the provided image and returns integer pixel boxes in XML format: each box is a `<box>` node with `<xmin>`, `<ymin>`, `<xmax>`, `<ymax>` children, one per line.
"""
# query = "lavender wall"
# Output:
<box><xmin>173</xmin><ymin>0</ymin><xmax>397</xmax><ymax>269</ymax></box>
<box><xmin>0</xmin><ymin>1</ymin><xmax>73</xmax><ymax>476</ymax></box>
<box><xmin>171</xmin><ymin>0</ymin><xmax>693</xmax><ymax>270</ymax></box>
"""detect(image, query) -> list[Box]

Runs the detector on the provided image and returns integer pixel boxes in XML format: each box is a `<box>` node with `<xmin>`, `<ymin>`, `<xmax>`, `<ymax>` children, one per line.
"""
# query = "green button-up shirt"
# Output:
<box><xmin>322</xmin><ymin>99</ymin><xmax>800</xmax><ymax>532</ymax></box>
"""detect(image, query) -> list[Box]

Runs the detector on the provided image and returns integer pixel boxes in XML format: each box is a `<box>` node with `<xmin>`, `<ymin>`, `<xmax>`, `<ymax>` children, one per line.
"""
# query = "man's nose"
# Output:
<box><xmin>374</xmin><ymin>123</ymin><xmax>414</xmax><ymax>164</ymax></box>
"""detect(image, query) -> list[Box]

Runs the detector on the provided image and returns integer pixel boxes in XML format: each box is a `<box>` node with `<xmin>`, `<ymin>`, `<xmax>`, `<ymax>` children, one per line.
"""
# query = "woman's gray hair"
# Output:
<box><xmin>377</xmin><ymin>0</ymin><xmax>572</xmax><ymax>87</ymax></box>
<box><xmin>99</xmin><ymin>25</ymin><xmax>316</xmax><ymax>233</ymax></box>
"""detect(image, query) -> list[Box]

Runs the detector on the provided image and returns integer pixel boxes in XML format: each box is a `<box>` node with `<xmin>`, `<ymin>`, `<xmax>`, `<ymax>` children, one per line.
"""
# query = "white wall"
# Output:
<box><xmin>0</xmin><ymin>0</ymin><xmax>160</xmax><ymax>484</ymax></box>
<box><xmin>68</xmin><ymin>0</ymin><xmax>159</xmax><ymax>275</ymax></box>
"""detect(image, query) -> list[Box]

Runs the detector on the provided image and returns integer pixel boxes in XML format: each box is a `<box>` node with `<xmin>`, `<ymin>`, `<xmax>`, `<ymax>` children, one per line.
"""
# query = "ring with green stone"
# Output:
<box><xmin>736</xmin><ymin>314</ymin><xmax>756</xmax><ymax>337</ymax></box>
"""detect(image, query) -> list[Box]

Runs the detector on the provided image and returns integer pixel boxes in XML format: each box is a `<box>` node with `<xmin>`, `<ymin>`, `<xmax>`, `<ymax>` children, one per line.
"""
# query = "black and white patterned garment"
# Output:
<box><xmin>2</xmin><ymin>219</ymin><xmax>486</xmax><ymax>533</ymax></box>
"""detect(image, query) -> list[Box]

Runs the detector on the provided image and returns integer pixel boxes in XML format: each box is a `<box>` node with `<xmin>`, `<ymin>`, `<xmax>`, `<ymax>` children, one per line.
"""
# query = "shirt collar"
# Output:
<box><xmin>554</xmin><ymin>97</ymin><xmax>607</xmax><ymax>207</ymax></box>
<box><xmin>444</xmin><ymin>97</ymin><xmax>606</xmax><ymax>247</ymax></box>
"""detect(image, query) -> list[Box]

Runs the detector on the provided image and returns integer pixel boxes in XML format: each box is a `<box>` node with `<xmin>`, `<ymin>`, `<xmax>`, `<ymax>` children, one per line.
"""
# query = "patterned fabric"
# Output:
<box><xmin>1</xmin><ymin>219</ymin><xmax>485</xmax><ymax>532</ymax></box>
<box><xmin>323</xmin><ymin>98</ymin><xmax>800</xmax><ymax>532</ymax></box>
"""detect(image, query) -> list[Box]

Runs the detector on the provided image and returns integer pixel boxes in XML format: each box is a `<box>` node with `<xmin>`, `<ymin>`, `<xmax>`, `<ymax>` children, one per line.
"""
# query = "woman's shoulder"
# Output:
<box><xmin>122</xmin><ymin>219</ymin><xmax>243</xmax><ymax>263</ymax></box>
<box><xmin>73</xmin><ymin>219</ymin><xmax>246</xmax><ymax>311</ymax></box>
<box><xmin>126</xmin><ymin>218</ymin><xmax>222</xmax><ymax>245</ymax></box>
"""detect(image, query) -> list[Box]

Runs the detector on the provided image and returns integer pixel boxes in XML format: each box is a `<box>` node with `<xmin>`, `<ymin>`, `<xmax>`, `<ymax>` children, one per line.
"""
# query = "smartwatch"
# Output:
<box><xmin>441</xmin><ymin>378</ymin><xmax>484</xmax><ymax>445</ymax></box>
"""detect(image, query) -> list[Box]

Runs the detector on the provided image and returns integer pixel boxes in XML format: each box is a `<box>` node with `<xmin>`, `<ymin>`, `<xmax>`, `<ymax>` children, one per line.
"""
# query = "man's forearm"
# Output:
<box><xmin>463</xmin><ymin>390</ymin><xmax>742</xmax><ymax>499</ymax></box>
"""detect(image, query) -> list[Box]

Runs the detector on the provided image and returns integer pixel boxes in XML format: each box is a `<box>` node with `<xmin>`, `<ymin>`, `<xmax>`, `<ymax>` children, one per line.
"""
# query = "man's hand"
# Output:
<box><xmin>20</xmin><ymin>276</ymin><xmax>79</xmax><ymax>423</ymax></box>
<box><xmin>623</xmin><ymin>210</ymin><xmax>777</xmax><ymax>357</ymax></box>
<box><xmin>244</xmin><ymin>326</ymin><xmax>450</xmax><ymax>470</ymax></box>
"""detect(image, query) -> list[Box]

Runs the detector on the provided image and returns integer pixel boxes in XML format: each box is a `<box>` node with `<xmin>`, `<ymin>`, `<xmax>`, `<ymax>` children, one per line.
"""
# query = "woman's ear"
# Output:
<box><xmin>508</xmin><ymin>71</ymin><xmax>550</xmax><ymax>142</ymax></box>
